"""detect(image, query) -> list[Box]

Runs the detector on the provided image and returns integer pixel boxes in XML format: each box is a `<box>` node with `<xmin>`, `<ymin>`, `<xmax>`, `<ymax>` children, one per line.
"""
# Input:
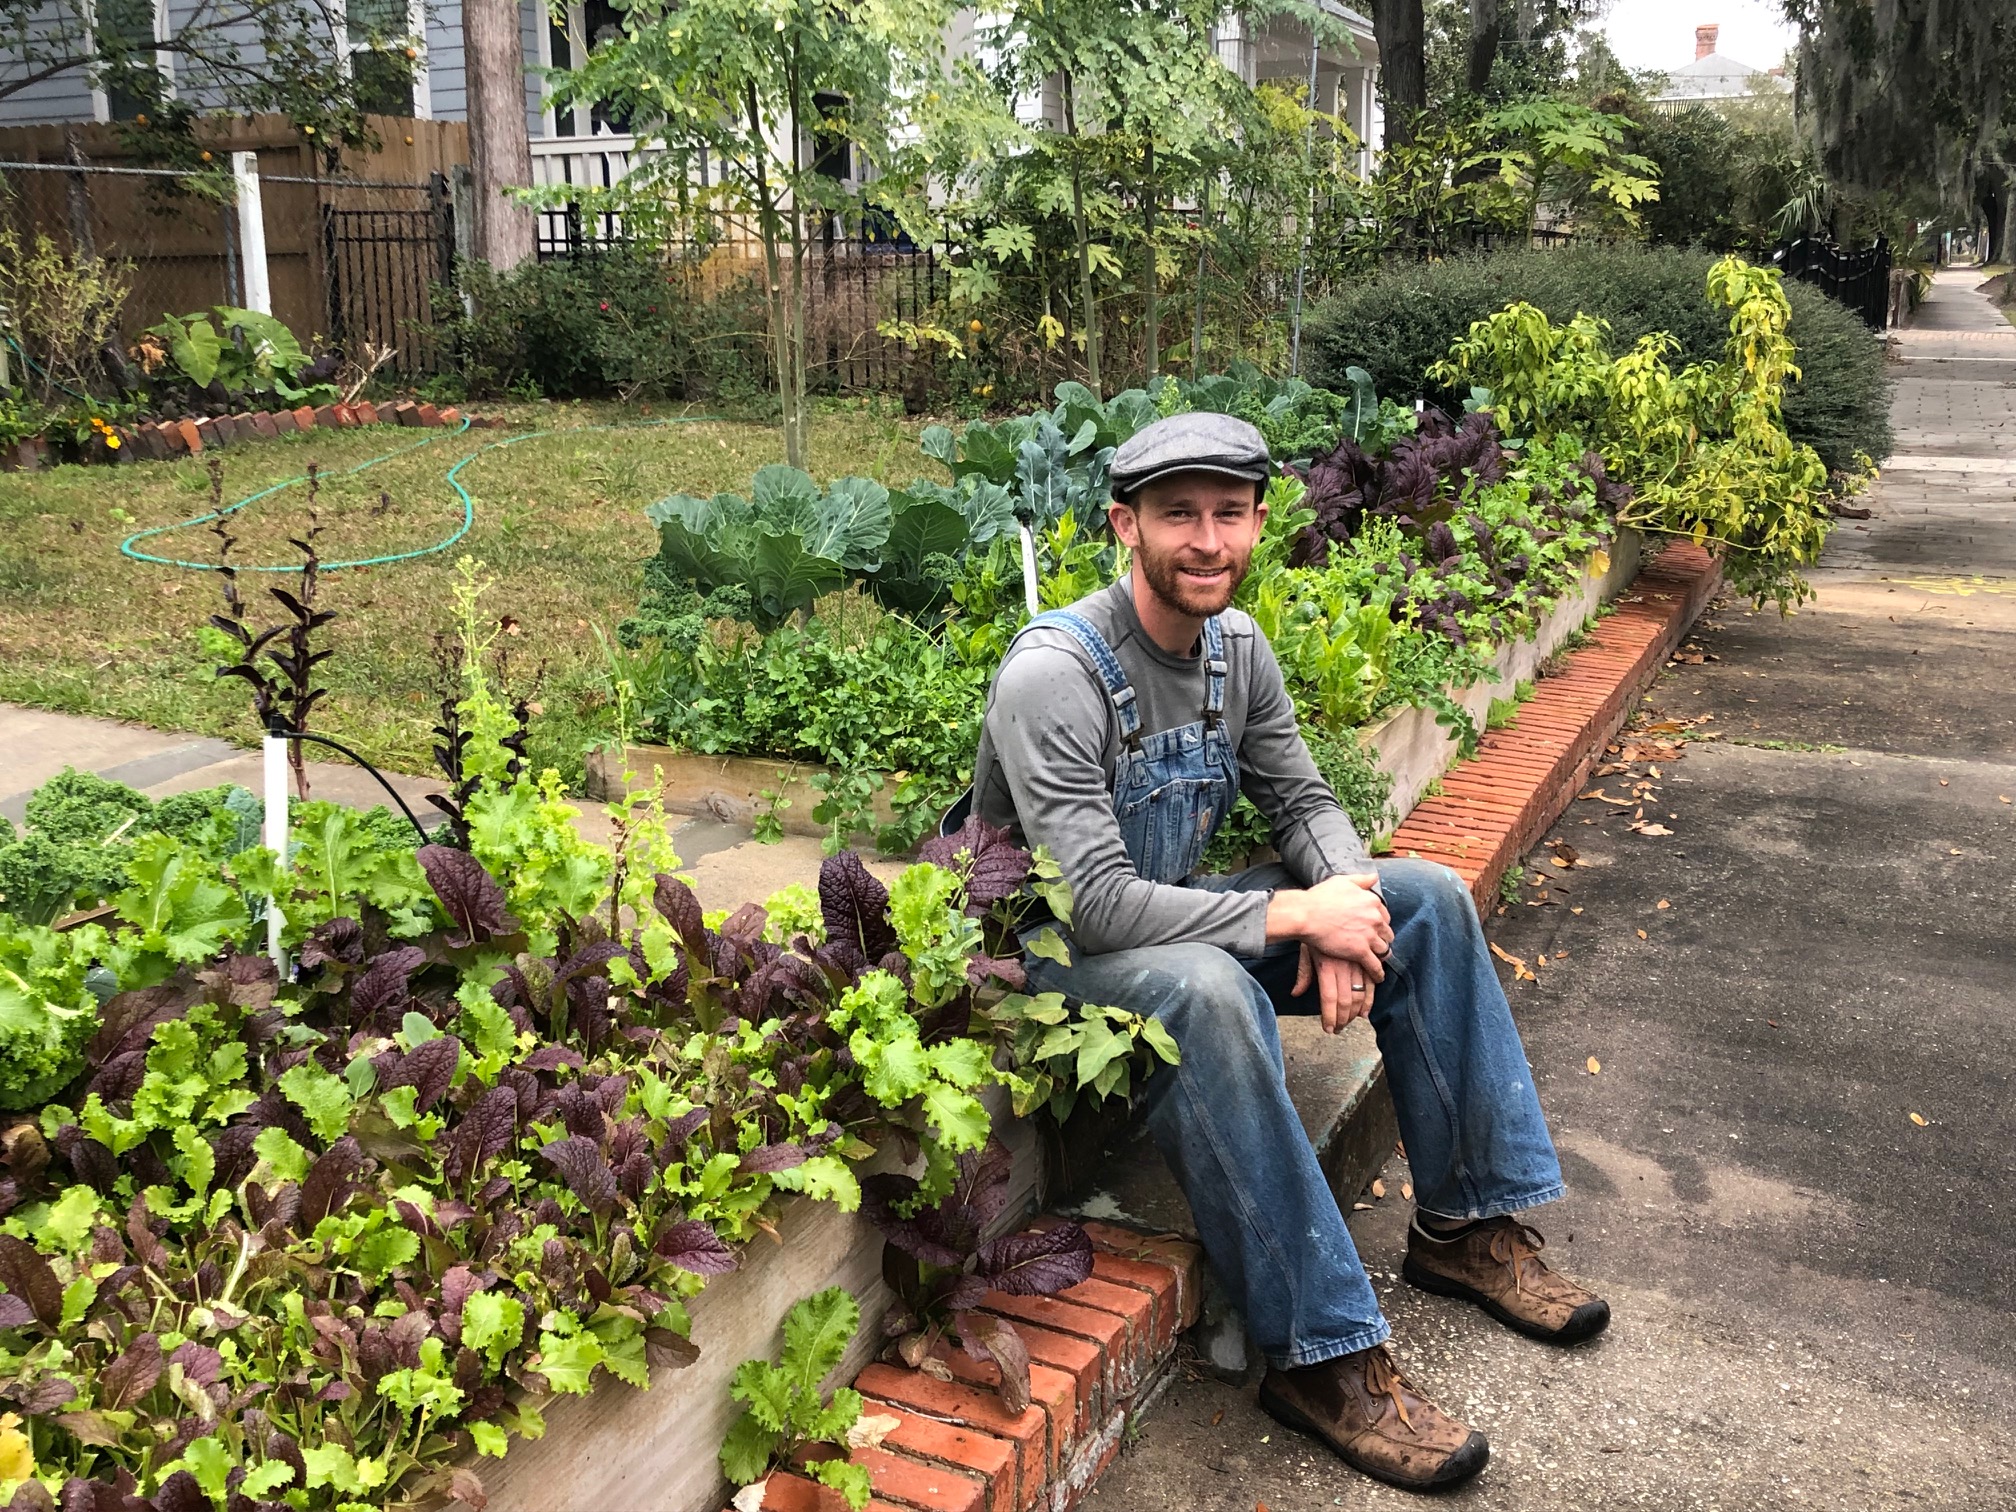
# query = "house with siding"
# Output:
<box><xmin>1</xmin><ymin>0</ymin><xmax>1381</xmax><ymax>214</ymax></box>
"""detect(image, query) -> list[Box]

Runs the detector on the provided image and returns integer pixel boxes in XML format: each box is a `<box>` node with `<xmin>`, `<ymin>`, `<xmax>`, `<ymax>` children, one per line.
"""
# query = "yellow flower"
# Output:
<box><xmin>968</xmin><ymin>319</ymin><xmax>983</xmax><ymax>334</ymax></box>
<box><xmin>0</xmin><ymin>1412</ymin><xmax>32</xmax><ymax>1482</ymax></box>
<box><xmin>106</xmin><ymin>434</ymin><xmax>121</xmax><ymax>449</ymax></box>
<box><xmin>200</xmin><ymin>150</ymin><xmax>213</xmax><ymax>162</ymax></box>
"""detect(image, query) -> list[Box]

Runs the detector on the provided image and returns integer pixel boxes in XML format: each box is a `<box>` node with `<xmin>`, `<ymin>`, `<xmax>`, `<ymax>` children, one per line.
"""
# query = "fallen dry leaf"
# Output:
<box><xmin>731</xmin><ymin>1481</ymin><xmax>768</xmax><ymax>1512</ymax></box>
<box><xmin>1635</xmin><ymin>929</ymin><xmax>1648</xmax><ymax>940</ymax></box>
<box><xmin>1656</xmin><ymin>899</ymin><xmax>1671</xmax><ymax>910</ymax></box>
<box><xmin>1401</xmin><ymin>1182</ymin><xmax>1414</xmax><ymax>1200</ymax></box>
<box><xmin>1632</xmin><ymin>822</ymin><xmax>1675</xmax><ymax>837</ymax></box>
<box><xmin>1570</xmin><ymin>906</ymin><xmax>1584</xmax><ymax>915</ymax></box>
<box><xmin>1352</xmin><ymin>1202</ymin><xmax>1375</xmax><ymax>1211</ymax></box>
<box><xmin>1212</xmin><ymin>1410</ymin><xmax>1225</xmax><ymax>1426</ymax></box>
<box><xmin>1489</xmin><ymin>942</ymin><xmax>1527</xmax><ymax>970</ymax></box>
<box><xmin>1939</xmin><ymin>779</ymin><xmax>1950</xmax><ymax>787</ymax></box>
<box><xmin>919</xmin><ymin>1357</ymin><xmax>955</xmax><ymax>1383</ymax></box>
<box><xmin>1371</xmin><ymin>1178</ymin><xmax>1387</xmax><ymax>1199</ymax></box>
<box><xmin>847</xmin><ymin>1413</ymin><xmax>902</xmax><ymax>1453</ymax></box>
<box><xmin>1909</xmin><ymin>1112</ymin><xmax>1928</xmax><ymax>1127</ymax></box>
<box><xmin>1586</xmin><ymin>1057</ymin><xmax>1602</xmax><ymax>1075</ymax></box>
<box><xmin>1579</xmin><ymin>788</ymin><xmax>1634</xmax><ymax>806</ymax></box>
<box><xmin>2000</xmin><ymin>795</ymin><xmax>2011</xmax><ymax>804</ymax></box>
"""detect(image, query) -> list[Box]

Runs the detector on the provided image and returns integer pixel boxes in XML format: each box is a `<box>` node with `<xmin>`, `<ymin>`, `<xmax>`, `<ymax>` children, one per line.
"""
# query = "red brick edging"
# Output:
<box><xmin>1</xmin><ymin>403</ymin><xmax>505</xmax><ymax>472</ymax></box>
<box><xmin>1386</xmin><ymin>541</ymin><xmax>1722</xmax><ymax>909</ymax></box>
<box><xmin>737</xmin><ymin>1224</ymin><xmax>1202</xmax><ymax>1512</ymax></box>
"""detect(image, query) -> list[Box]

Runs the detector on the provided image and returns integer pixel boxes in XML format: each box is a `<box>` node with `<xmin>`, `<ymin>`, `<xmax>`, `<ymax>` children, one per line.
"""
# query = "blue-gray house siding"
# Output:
<box><xmin>0</xmin><ymin>0</ymin><xmax>550</xmax><ymax>131</ymax></box>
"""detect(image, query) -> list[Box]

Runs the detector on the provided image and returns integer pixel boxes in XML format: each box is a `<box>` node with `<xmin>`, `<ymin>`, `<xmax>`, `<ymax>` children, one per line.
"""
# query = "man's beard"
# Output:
<box><xmin>1135</xmin><ymin>535</ymin><xmax>1253</xmax><ymax>618</ymax></box>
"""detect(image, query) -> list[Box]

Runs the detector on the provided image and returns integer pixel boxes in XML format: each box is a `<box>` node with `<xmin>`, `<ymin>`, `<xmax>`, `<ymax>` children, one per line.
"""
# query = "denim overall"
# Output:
<box><xmin>1032</xmin><ymin>609</ymin><xmax>1237</xmax><ymax>883</ymax></box>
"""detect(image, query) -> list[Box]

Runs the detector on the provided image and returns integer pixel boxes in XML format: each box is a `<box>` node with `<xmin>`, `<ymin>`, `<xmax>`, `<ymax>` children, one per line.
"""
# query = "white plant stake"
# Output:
<box><xmin>1019</xmin><ymin>521</ymin><xmax>1041</xmax><ymax>617</ymax></box>
<box><xmin>263</xmin><ymin>730</ymin><xmax>288</xmax><ymax>974</ymax></box>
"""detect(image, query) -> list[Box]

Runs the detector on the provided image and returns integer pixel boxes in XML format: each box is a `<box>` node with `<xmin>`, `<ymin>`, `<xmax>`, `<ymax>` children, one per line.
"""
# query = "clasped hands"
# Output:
<box><xmin>1263</xmin><ymin>872</ymin><xmax>1393</xmax><ymax>1035</ymax></box>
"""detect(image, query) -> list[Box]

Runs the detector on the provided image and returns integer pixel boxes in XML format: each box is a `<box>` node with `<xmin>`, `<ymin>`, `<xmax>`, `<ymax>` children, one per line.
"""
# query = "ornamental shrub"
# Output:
<box><xmin>1304</xmin><ymin>245</ymin><xmax>1890</xmax><ymax>471</ymax></box>
<box><xmin>437</xmin><ymin>246</ymin><xmax>769</xmax><ymax>403</ymax></box>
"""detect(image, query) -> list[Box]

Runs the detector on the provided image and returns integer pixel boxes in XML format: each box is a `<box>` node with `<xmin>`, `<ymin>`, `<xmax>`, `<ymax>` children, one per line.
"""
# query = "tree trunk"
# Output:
<box><xmin>1464</xmin><ymin>0</ymin><xmax>1500</xmax><ymax>95</ymax></box>
<box><xmin>464</xmin><ymin>0</ymin><xmax>536</xmax><ymax>272</ymax></box>
<box><xmin>1142</xmin><ymin>137</ymin><xmax>1158</xmax><ymax>381</ymax></box>
<box><xmin>1371</xmin><ymin>0</ymin><xmax>1426</xmax><ymax>147</ymax></box>
<box><xmin>1061</xmin><ymin>73</ymin><xmax>1102</xmax><ymax>396</ymax></box>
<box><xmin>746</xmin><ymin>83</ymin><xmax>804</xmax><ymax>469</ymax></box>
<box><xmin>786</xmin><ymin>43</ymin><xmax>810</xmax><ymax>467</ymax></box>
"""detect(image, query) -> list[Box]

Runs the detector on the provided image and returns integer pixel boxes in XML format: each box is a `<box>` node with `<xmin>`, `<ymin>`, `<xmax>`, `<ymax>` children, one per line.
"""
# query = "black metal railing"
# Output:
<box><xmin>1773</xmin><ymin>236</ymin><xmax>1892</xmax><ymax>329</ymax></box>
<box><xmin>321</xmin><ymin>173</ymin><xmax>456</xmax><ymax>378</ymax></box>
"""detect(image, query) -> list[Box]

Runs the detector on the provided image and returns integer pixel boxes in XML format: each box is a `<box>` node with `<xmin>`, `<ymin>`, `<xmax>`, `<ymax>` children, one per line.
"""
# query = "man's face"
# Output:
<box><xmin>1109</xmin><ymin>472</ymin><xmax>1268</xmax><ymax>618</ymax></box>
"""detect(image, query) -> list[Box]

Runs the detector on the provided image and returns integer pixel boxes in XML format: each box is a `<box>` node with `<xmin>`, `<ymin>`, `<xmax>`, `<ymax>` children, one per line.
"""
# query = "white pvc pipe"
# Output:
<box><xmin>233</xmin><ymin>152</ymin><xmax>272</xmax><ymax>316</ymax></box>
<box><xmin>263</xmin><ymin>732</ymin><xmax>288</xmax><ymax>974</ymax></box>
<box><xmin>1018</xmin><ymin>522</ymin><xmax>1041</xmax><ymax>616</ymax></box>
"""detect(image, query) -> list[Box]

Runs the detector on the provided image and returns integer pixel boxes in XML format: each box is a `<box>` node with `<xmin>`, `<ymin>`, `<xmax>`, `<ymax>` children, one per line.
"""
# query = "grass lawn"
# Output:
<box><xmin>0</xmin><ymin>397</ymin><xmax>926</xmax><ymax>788</ymax></box>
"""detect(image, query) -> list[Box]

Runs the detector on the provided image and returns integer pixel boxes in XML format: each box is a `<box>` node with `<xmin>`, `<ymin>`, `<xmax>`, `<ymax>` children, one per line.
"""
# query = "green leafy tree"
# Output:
<box><xmin>547</xmin><ymin>0</ymin><xmax>955</xmax><ymax>467</ymax></box>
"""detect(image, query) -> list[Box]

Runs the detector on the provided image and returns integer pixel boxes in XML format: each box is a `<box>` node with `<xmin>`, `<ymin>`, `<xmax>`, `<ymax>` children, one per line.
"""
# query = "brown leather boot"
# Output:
<box><xmin>1256</xmin><ymin>1345</ymin><xmax>1488</xmax><ymax>1493</ymax></box>
<box><xmin>1403</xmin><ymin>1216</ymin><xmax>1611</xmax><ymax>1345</ymax></box>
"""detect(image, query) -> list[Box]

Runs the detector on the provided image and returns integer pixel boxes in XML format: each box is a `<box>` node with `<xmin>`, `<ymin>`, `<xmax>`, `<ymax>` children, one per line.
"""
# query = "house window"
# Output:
<box><xmin>811</xmin><ymin>91</ymin><xmax>851</xmax><ymax>181</ymax></box>
<box><xmin>95</xmin><ymin>0</ymin><xmax>169</xmax><ymax>122</ymax></box>
<box><xmin>545</xmin><ymin>0</ymin><xmax>640</xmax><ymax>138</ymax></box>
<box><xmin>341</xmin><ymin>0</ymin><xmax>423</xmax><ymax>117</ymax></box>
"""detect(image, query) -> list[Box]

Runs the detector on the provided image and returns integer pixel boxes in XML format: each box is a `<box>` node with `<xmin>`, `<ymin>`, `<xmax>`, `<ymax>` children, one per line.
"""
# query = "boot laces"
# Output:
<box><xmin>1360</xmin><ymin>1346</ymin><xmax>1418</xmax><ymax>1431</ymax></box>
<box><xmin>1487</xmin><ymin>1220</ymin><xmax>1549</xmax><ymax>1296</ymax></box>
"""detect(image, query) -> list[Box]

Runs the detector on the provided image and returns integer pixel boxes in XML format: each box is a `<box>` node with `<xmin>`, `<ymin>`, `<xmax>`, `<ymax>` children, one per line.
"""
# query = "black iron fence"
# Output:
<box><xmin>1773</xmin><ymin>237</ymin><xmax>1892</xmax><ymax>330</ymax></box>
<box><xmin>321</xmin><ymin>175</ymin><xmax>456</xmax><ymax>379</ymax></box>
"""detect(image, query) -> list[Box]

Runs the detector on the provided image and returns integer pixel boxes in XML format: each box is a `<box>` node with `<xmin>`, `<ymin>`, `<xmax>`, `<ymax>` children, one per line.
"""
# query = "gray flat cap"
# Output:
<box><xmin>1109</xmin><ymin>411</ymin><xmax>1272</xmax><ymax>500</ymax></box>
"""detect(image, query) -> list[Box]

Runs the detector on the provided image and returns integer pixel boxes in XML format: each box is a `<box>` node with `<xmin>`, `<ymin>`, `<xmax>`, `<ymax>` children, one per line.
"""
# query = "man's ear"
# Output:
<box><xmin>1107</xmin><ymin>499</ymin><xmax>1140</xmax><ymax>548</ymax></box>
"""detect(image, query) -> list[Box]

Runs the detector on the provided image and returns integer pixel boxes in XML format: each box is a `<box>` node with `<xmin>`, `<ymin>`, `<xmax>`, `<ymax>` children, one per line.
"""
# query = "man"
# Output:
<box><xmin>971</xmin><ymin>412</ymin><xmax>1608</xmax><ymax>1494</ymax></box>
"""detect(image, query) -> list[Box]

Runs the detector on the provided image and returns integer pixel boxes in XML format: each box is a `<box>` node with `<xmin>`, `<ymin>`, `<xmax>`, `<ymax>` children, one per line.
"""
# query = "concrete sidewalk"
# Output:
<box><xmin>1093</xmin><ymin>269</ymin><xmax>2016</xmax><ymax>1509</ymax></box>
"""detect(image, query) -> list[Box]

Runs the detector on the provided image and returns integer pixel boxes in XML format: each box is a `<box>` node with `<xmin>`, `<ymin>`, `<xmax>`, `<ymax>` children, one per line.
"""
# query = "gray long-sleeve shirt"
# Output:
<box><xmin>972</xmin><ymin>576</ymin><xmax>1371</xmax><ymax>957</ymax></box>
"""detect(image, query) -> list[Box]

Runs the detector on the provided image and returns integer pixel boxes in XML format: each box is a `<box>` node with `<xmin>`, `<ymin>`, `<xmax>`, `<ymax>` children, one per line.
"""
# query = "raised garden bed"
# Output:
<box><xmin>588</xmin><ymin>532</ymin><xmax>1647</xmax><ymax>849</ymax></box>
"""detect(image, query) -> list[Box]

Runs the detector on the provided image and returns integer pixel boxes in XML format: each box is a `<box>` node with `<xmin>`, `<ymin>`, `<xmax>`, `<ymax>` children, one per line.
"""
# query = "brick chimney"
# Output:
<box><xmin>1695</xmin><ymin>24</ymin><xmax>1719</xmax><ymax>59</ymax></box>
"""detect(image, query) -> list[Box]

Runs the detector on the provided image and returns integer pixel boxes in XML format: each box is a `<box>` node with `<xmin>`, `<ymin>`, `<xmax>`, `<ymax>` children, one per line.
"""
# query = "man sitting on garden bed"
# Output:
<box><xmin>971</xmin><ymin>412</ymin><xmax>1608</xmax><ymax>1495</ymax></box>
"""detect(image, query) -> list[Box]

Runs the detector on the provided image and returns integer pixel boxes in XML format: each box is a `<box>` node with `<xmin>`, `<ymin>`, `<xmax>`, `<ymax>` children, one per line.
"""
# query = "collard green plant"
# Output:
<box><xmin>142</xmin><ymin>306</ymin><xmax>338</xmax><ymax>407</ymax></box>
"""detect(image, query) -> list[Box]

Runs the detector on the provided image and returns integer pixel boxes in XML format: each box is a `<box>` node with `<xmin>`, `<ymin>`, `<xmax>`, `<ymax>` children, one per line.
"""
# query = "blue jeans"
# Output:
<box><xmin>1024</xmin><ymin>858</ymin><xmax>1566</xmax><ymax>1368</ymax></box>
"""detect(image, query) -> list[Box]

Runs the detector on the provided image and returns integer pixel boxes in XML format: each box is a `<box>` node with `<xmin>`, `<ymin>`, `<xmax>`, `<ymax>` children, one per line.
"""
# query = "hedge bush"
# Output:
<box><xmin>436</xmin><ymin>246</ymin><xmax>769</xmax><ymax>402</ymax></box>
<box><xmin>1305</xmin><ymin>245</ymin><xmax>1892</xmax><ymax>471</ymax></box>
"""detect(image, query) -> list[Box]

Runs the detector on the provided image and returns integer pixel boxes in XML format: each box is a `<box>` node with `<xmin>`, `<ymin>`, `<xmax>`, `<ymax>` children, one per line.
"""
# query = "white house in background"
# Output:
<box><xmin>0</xmin><ymin>0</ymin><xmax>1381</xmax><ymax>222</ymax></box>
<box><xmin>1649</xmin><ymin>23</ymin><xmax>1790</xmax><ymax>113</ymax></box>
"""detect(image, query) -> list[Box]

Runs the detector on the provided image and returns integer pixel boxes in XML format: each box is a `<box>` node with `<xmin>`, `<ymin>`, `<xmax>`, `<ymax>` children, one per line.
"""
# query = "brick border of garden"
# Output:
<box><xmin>1386</xmin><ymin>540</ymin><xmax>1722</xmax><ymax>908</ymax></box>
<box><xmin>0</xmin><ymin>402</ymin><xmax>508</xmax><ymax>471</ymax></box>
<box><xmin>730</xmin><ymin>1223</ymin><xmax>1204</xmax><ymax>1512</ymax></box>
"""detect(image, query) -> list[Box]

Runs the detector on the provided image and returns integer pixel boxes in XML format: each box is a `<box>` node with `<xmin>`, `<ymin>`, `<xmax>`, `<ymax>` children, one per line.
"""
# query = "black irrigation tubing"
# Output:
<box><xmin>274</xmin><ymin>729</ymin><xmax>435</xmax><ymax>844</ymax></box>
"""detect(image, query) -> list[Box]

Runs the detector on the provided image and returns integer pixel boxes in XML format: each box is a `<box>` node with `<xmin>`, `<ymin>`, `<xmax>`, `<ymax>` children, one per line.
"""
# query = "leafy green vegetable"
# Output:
<box><xmin>719</xmin><ymin>1288</ymin><xmax>871</xmax><ymax>1509</ymax></box>
<box><xmin>0</xmin><ymin>921</ymin><xmax>105</xmax><ymax>1108</ymax></box>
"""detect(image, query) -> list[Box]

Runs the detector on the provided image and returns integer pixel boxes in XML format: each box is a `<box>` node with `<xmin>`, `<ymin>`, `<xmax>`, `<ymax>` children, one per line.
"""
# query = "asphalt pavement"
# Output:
<box><xmin>1090</xmin><ymin>271</ymin><xmax>2016</xmax><ymax>1511</ymax></box>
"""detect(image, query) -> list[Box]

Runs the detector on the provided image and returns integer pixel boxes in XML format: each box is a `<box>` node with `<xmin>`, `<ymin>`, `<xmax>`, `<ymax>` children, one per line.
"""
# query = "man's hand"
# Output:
<box><xmin>1266</xmin><ymin>871</ymin><xmax>1392</xmax><ymax>980</ymax></box>
<box><xmin>1293</xmin><ymin>944</ymin><xmax>1375</xmax><ymax>1034</ymax></box>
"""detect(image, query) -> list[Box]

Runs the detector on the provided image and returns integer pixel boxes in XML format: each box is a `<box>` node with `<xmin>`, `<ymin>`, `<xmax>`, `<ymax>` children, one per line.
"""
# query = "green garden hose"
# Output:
<box><xmin>115</xmin><ymin>416</ymin><xmax>720</xmax><ymax>574</ymax></box>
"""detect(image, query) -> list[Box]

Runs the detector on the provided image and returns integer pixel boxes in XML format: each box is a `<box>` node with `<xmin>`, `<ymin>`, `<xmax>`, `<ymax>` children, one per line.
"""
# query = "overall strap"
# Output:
<box><xmin>1202</xmin><ymin>615</ymin><xmax>1229</xmax><ymax>728</ymax></box>
<box><xmin>1026</xmin><ymin>610</ymin><xmax>1143</xmax><ymax>749</ymax></box>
